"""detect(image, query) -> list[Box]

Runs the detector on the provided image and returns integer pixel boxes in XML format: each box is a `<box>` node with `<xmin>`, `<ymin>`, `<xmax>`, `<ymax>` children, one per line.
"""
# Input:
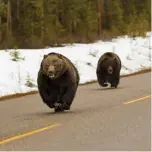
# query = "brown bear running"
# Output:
<box><xmin>37</xmin><ymin>52</ymin><xmax>80</xmax><ymax>112</ymax></box>
<box><xmin>96</xmin><ymin>52</ymin><xmax>121</xmax><ymax>88</ymax></box>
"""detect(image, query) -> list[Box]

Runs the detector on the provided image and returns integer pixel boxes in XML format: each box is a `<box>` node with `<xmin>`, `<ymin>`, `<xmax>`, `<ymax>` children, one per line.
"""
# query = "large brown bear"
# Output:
<box><xmin>96</xmin><ymin>52</ymin><xmax>121</xmax><ymax>88</ymax></box>
<box><xmin>37</xmin><ymin>52</ymin><xmax>80</xmax><ymax>112</ymax></box>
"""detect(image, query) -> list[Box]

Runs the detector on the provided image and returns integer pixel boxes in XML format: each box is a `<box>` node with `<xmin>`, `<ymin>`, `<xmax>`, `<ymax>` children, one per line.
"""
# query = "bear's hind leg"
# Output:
<box><xmin>110</xmin><ymin>77</ymin><xmax>119</xmax><ymax>88</ymax></box>
<box><xmin>46</xmin><ymin>89</ymin><xmax>60</xmax><ymax>109</ymax></box>
<box><xmin>54</xmin><ymin>87</ymin><xmax>66</xmax><ymax>112</ymax></box>
<box><xmin>111</xmin><ymin>83</ymin><xmax>118</xmax><ymax>88</ymax></box>
<box><xmin>61</xmin><ymin>85</ymin><xmax>78</xmax><ymax>110</ymax></box>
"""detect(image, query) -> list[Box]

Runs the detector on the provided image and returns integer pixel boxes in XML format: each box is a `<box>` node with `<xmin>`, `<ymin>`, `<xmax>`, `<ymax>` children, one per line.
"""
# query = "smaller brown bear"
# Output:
<box><xmin>37</xmin><ymin>52</ymin><xmax>79</xmax><ymax>112</ymax></box>
<box><xmin>96</xmin><ymin>52</ymin><xmax>121</xmax><ymax>88</ymax></box>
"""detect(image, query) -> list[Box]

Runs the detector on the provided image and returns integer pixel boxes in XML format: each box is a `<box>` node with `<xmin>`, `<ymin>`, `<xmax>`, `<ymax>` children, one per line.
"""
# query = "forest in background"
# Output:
<box><xmin>0</xmin><ymin>0</ymin><xmax>151</xmax><ymax>49</ymax></box>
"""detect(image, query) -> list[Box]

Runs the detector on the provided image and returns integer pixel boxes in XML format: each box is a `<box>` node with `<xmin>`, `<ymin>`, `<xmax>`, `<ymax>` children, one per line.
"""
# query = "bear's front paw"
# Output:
<box><xmin>54</xmin><ymin>102</ymin><xmax>64</xmax><ymax>112</ymax></box>
<box><xmin>63</xmin><ymin>103</ymin><xmax>70</xmax><ymax>110</ymax></box>
<box><xmin>46</xmin><ymin>102</ymin><xmax>55</xmax><ymax>108</ymax></box>
<box><xmin>111</xmin><ymin>82</ymin><xmax>118</xmax><ymax>88</ymax></box>
<box><xmin>54</xmin><ymin>102</ymin><xmax>62</xmax><ymax>107</ymax></box>
<box><xmin>102</xmin><ymin>83</ymin><xmax>108</xmax><ymax>87</ymax></box>
<box><xmin>111</xmin><ymin>84</ymin><xmax>117</xmax><ymax>88</ymax></box>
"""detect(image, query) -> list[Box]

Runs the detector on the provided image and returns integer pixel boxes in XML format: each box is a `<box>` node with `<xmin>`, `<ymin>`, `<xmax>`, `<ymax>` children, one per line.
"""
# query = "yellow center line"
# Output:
<box><xmin>0</xmin><ymin>96</ymin><xmax>151</xmax><ymax>145</ymax></box>
<box><xmin>123</xmin><ymin>95</ymin><xmax>151</xmax><ymax>104</ymax></box>
<box><xmin>0</xmin><ymin>123</ymin><xmax>61</xmax><ymax>145</ymax></box>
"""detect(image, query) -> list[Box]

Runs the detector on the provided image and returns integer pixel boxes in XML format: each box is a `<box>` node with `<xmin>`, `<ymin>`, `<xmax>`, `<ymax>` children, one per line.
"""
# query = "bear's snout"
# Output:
<box><xmin>107</xmin><ymin>66</ymin><xmax>113</xmax><ymax>74</ymax></box>
<box><xmin>48</xmin><ymin>70</ymin><xmax>54</xmax><ymax>75</ymax></box>
<box><xmin>48</xmin><ymin>66</ymin><xmax>55</xmax><ymax>77</ymax></box>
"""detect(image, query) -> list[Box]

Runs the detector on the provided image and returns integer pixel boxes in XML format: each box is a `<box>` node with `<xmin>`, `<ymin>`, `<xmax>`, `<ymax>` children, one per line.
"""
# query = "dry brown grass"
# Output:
<box><xmin>0</xmin><ymin>91</ymin><xmax>38</xmax><ymax>102</ymax></box>
<box><xmin>120</xmin><ymin>68</ymin><xmax>151</xmax><ymax>78</ymax></box>
<box><xmin>0</xmin><ymin>68</ymin><xmax>151</xmax><ymax>102</ymax></box>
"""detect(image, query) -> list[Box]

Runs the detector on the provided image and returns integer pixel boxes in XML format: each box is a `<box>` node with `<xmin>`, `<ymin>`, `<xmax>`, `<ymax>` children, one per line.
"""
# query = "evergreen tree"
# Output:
<box><xmin>0</xmin><ymin>0</ymin><xmax>150</xmax><ymax>49</ymax></box>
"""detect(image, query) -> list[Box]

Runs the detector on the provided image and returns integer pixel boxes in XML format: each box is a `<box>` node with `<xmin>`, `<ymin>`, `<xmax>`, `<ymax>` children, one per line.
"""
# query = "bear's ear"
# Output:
<box><xmin>57</xmin><ymin>54</ymin><xmax>63</xmax><ymax>59</ymax></box>
<box><xmin>99</xmin><ymin>56</ymin><xmax>108</xmax><ymax>64</ymax></box>
<box><xmin>43</xmin><ymin>55</ymin><xmax>47</xmax><ymax>59</ymax></box>
<box><xmin>114</xmin><ymin>57</ymin><xmax>118</xmax><ymax>62</ymax></box>
<box><xmin>104</xmin><ymin>57</ymin><xmax>108</xmax><ymax>61</ymax></box>
<box><xmin>102</xmin><ymin>57</ymin><xmax>108</xmax><ymax>62</ymax></box>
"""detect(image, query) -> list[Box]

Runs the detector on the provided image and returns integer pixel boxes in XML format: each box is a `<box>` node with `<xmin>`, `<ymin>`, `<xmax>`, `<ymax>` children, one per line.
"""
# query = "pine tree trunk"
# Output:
<box><xmin>41</xmin><ymin>0</ymin><xmax>44</xmax><ymax>45</ymax></box>
<box><xmin>31</xmin><ymin>17</ymin><xmax>34</xmax><ymax>48</ymax></box>
<box><xmin>6</xmin><ymin>0</ymin><xmax>12</xmax><ymax>48</ymax></box>
<box><xmin>17</xmin><ymin>0</ymin><xmax>20</xmax><ymax>20</ymax></box>
<box><xmin>0</xmin><ymin>0</ymin><xmax>2</xmax><ymax>43</ymax></box>
<box><xmin>97</xmin><ymin>0</ymin><xmax>102</xmax><ymax>37</ymax></box>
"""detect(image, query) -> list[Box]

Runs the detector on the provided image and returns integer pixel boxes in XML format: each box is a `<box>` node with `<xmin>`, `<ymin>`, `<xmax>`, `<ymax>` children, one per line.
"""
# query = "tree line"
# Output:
<box><xmin>0</xmin><ymin>0</ymin><xmax>150</xmax><ymax>49</ymax></box>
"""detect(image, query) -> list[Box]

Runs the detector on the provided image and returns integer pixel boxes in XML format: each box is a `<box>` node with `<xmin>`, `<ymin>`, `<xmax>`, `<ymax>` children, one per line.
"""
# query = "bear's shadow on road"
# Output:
<box><xmin>42</xmin><ymin>110</ymin><xmax>74</xmax><ymax>115</ymax></box>
<box><xmin>23</xmin><ymin>102</ymin><xmax>114</xmax><ymax>120</ymax></box>
<box><xmin>24</xmin><ymin>109</ymin><xmax>74</xmax><ymax>119</ymax></box>
<box><xmin>21</xmin><ymin>86</ymin><xmax>125</xmax><ymax>119</ymax></box>
<box><xmin>92</xmin><ymin>86</ymin><xmax>125</xmax><ymax>91</ymax></box>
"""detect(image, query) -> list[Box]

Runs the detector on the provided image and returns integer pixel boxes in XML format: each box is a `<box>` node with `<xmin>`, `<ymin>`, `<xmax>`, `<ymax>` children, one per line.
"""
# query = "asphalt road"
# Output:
<box><xmin>0</xmin><ymin>72</ymin><xmax>151</xmax><ymax>151</ymax></box>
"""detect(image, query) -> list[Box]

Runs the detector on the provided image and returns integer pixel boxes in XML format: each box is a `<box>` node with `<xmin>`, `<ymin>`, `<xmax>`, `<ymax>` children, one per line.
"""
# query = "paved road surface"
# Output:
<box><xmin>0</xmin><ymin>72</ymin><xmax>151</xmax><ymax>151</ymax></box>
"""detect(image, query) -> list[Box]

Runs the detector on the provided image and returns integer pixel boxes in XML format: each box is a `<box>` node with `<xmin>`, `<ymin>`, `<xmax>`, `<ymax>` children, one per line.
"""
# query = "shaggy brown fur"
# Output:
<box><xmin>96</xmin><ymin>52</ymin><xmax>121</xmax><ymax>88</ymax></box>
<box><xmin>37</xmin><ymin>52</ymin><xmax>79</xmax><ymax>112</ymax></box>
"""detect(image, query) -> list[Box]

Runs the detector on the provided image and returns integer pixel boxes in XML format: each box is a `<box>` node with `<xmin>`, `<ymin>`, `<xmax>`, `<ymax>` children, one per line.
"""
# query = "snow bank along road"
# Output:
<box><xmin>0</xmin><ymin>72</ymin><xmax>151</xmax><ymax>151</ymax></box>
